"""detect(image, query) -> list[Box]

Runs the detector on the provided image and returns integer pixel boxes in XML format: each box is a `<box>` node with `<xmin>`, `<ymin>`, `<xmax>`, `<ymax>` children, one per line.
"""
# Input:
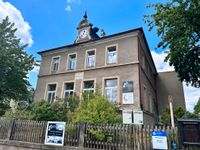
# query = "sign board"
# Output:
<box><xmin>133</xmin><ymin>110</ymin><xmax>143</xmax><ymax>125</ymax></box>
<box><xmin>152</xmin><ymin>131</ymin><xmax>168</xmax><ymax>150</ymax></box>
<box><xmin>75</xmin><ymin>72</ymin><xmax>84</xmax><ymax>80</ymax></box>
<box><xmin>45</xmin><ymin>121</ymin><xmax>66</xmax><ymax>146</ymax></box>
<box><xmin>122</xmin><ymin>110</ymin><xmax>133</xmax><ymax>124</ymax></box>
<box><xmin>178</xmin><ymin>119</ymin><xmax>200</xmax><ymax>145</ymax></box>
<box><xmin>122</xmin><ymin>81</ymin><xmax>134</xmax><ymax>104</ymax></box>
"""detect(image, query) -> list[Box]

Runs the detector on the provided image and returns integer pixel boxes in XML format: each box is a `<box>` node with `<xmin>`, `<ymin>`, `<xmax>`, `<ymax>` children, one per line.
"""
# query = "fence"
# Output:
<box><xmin>0</xmin><ymin>119</ymin><xmax>199</xmax><ymax>150</ymax></box>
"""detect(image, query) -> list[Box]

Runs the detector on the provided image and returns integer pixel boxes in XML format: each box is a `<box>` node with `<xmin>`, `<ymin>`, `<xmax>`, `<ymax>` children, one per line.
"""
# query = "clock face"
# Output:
<box><xmin>79</xmin><ymin>29</ymin><xmax>88</xmax><ymax>39</ymax></box>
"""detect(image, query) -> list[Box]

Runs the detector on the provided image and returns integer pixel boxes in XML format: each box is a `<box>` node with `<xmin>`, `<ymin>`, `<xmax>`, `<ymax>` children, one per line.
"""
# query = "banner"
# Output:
<box><xmin>45</xmin><ymin>121</ymin><xmax>66</xmax><ymax>146</ymax></box>
<box><xmin>122</xmin><ymin>81</ymin><xmax>134</xmax><ymax>104</ymax></box>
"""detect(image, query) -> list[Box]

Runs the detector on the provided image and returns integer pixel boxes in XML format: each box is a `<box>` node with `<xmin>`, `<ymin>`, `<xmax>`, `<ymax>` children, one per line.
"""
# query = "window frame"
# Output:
<box><xmin>102</xmin><ymin>76</ymin><xmax>119</xmax><ymax>103</ymax></box>
<box><xmin>63</xmin><ymin>82</ymin><xmax>75</xmax><ymax>98</ymax></box>
<box><xmin>67</xmin><ymin>53</ymin><xmax>77</xmax><ymax>70</ymax></box>
<box><xmin>105</xmin><ymin>44</ymin><xmax>118</xmax><ymax>65</ymax></box>
<box><xmin>51</xmin><ymin>56</ymin><xmax>60</xmax><ymax>73</ymax></box>
<box><xmin>83</xmin><ymin>79</ymin><xmax>96</xmax><ymax>93</ymax></box>
<box><xmin>85</xmin><ymin>49</ymin><xmax>96</xmax><ymax>68</ymax></box>
<box><xmin>45</xmin><ymin>83</ymin><xmax>58</xmax><ymax>103</ymax></box>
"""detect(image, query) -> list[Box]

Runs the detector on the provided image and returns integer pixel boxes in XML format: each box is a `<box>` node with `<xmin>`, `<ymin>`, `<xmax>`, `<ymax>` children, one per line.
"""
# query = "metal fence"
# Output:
<box><xmin>0</xmin><ymin>119</ymin><xmax>199</xmax><ymax>150</ymax></box>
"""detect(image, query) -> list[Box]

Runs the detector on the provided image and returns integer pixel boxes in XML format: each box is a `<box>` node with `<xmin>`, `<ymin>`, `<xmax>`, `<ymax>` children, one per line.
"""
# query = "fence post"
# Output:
<box><xmin>78</xmin><ymin>122</ymin><xmax>86</xmax><ymax>148</ymax></box>
<box><xmin>6</xmin><ymin>119</ymin><xmax>15</xmax><ymax>140</ymax></box>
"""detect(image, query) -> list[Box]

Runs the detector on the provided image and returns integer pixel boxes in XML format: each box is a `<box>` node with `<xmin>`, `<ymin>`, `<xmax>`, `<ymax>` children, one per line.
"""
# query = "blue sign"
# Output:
<box><xmin>152</xmin><ymin>131</ymin><xmax>167</xmax><ymax>136</ymax></box>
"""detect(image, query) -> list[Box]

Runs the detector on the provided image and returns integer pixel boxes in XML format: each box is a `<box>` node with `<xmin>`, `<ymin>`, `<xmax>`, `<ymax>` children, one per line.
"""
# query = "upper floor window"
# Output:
<box><xmin>63</xmin><ymin>82</ymin><xmax>74</xmax><ymax>98</ymax></box>
<box><xmin>51</xmin><ymin>57</ymin><xmax>60</xmax><ymax>72</ymax></box>
<box><xmin>105</xmin><ymin>79</ymin><xmax>118</xmax><ymax>103</ymax></box>
<box><xmin>68</xmin><ymin>54</ymin><xmax>77</xmax><ymax>70</ymax></box>
<box><xmin>83</xmin><ymin>80</ymin><xmax>94</xmax><ymax>93</ymax></box>
<box><xmin>47</xmin><ymin>84</ymin><xmax>56</xmax><ymax>103</ymax></box>
<box><xmin>107</xmin><ymin>46</ymin><xmax>117</xmax><ymax>64</ymax></box>
<box><xmin>86</xmin><ymin>50</ymin><xmax>95</xmax><ymax>67</ymax></box>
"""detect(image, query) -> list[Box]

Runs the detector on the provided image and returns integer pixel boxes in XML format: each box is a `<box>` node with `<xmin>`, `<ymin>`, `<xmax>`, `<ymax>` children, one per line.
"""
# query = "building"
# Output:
<box><xmin>34</xmin><ymin>13</ymin><xmax>186</xmax><ymax>125</ymax></box>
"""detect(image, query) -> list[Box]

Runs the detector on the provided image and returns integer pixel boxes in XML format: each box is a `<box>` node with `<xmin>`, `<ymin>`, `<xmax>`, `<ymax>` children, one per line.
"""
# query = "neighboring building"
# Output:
<box><xmin>34</xmin><ymin>13</ymin><xmax>186</xmax><ymax>125</ymax></box>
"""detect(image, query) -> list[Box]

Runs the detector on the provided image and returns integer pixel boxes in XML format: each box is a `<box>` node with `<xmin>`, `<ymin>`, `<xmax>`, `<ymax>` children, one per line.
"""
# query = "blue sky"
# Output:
<box><xmin>0</xmin><ymin>0</ymin><xmax>199</xmax><ymax>111</ymax></box>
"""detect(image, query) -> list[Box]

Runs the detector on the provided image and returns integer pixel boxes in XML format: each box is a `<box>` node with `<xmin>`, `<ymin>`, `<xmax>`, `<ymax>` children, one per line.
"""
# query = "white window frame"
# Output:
<box><xmin>63</xmin><ymin>82</ymin><xmax>75</xmax><ymax>98</ymax></box>
<box><xmin>104</xmin><ymin>78</ymin><xmax>118</xmax><ymax>103</ymax></box>
<box><xmin>51</xmin><ymin>56</ymin><xmax>60</xmax><ymax>73</ymax></box>
<box><xmin>83</xmin><ymin>80</ymin><xmax>95</xmax><ymax>93</ymax></box>
<box><xmin>46</xmin><ymin>83</ymin><xmax>57</xmax><ymax>103</ymax></box>
<box><xmin>85</xmin><ymin>49</ymin><xmax>96</xmax><ymax>68</ymax></box>
<box><xmin>67</xmin><ymin>53</ymin><xmax>77</xmax><ymax>70</ymax></box>
<box><xmin>105</xmin><ymin>44</ymin><xmax>118</xmax><ymax>65</ymax></box>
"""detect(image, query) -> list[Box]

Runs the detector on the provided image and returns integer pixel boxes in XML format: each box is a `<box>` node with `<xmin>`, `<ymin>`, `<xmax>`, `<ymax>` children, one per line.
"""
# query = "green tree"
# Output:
<box><xmin>71</xmin><ymin>95</ymin><xmax>121</xmax><ymax>124</ymax></box>
<box><xmin>193</xmin><ymin>98</ymin><xmax>200</xmax><ymax>115</ymax></box>
<box><xmin>144</xmin><ymin>0</ymin><xmax>200</xmax><ymax>87</ymax></box>
<box><xmin>161</xmin><ymin>106</ymin><xmax>185</xmax><ymax>126</ymax></box>
<box><xmin>0</xmin><ymin>17</ymin><xmax>36</xmax><ymax>104</ymax></box>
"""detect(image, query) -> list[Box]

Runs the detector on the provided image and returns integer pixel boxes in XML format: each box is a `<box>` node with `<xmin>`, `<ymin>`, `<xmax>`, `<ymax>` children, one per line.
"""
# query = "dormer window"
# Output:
<box><xmin>51</xmin><ymin>57</ymin><xmax>60</xmax><ymax>73</ymax></box>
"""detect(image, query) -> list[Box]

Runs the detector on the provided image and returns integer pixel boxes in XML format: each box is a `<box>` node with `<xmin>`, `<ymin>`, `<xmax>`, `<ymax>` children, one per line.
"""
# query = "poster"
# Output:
<box><xmin>133</xmin><ymin>110</ymin><xmax>143</xmax><ymax>125</ymax></box>
<box><xmin>122</xmin><ymin>110</ymin><xmax>133</xmax><ymax>124</ymax></box>
<box><xmin>122</xmin><ymin>81</ymin><xmax>134</xmax><ymax>104</ymax></box>
<box><xmin>45</xmin><ymin>121</ymin><xmax>66</xmax><ymax>146</ymax></box>
<box><xmin>152</xmin><ymin>131</ymin><xmax>168</xmax><ymax>150</ymax></box>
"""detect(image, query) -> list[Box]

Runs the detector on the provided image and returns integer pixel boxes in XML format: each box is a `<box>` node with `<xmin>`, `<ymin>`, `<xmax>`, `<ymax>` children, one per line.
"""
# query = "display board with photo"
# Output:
<box><xmin>44</xmin><ymin>121</ymin><xmax>66</xmax><ymax>146</ymax></box>
<box><xmin>122</xmin><ymin>81</ymin><xmax>134</xmax><ymax>104</ymax></box>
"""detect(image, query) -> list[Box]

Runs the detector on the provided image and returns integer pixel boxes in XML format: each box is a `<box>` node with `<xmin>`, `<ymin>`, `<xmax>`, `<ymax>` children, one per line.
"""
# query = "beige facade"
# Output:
<box><xmin>35</xmin><ymin>16</ymin><xmax>185</xmax><ymax>125</ymax></box>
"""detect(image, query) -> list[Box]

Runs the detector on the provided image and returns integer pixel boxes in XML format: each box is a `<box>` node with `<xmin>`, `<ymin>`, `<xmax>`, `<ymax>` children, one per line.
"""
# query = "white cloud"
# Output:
<box><xmin>65</xmin><ymin>5</ymin><xmax>71</xmax><ymax>12</ymax></box>
<box><xmin>151</xmin><ymin>50</ymin><xmax>200</xmax><ymax>112</ymax></box>
<box><xmin>151</xmin><ymin>51</ymin><xmax>174</xmax><ymax>72</ymax></box>
<box><xmin>0</xmin><ymin>0</ymin><xmax>33</xmax><ymax>47</ymax></box>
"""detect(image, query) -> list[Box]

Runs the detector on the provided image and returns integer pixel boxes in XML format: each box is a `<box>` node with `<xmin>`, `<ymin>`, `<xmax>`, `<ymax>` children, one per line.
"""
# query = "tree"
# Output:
<box><xmin>193</xmin><ymin>98</ymin><xmax>200</xmax><ymax>115</ymax></box>
<box><xmin>0</xmin><ymin>16</ymin><xmax>35</xmax><ymax>104</ymax></box>
<box><xmin>161</xmin><ymin>106</ymin><xmax>185</xmax><ymax>126</ymax></box>
<box><xmin>71</xmin><ymin>95</ymin><xmax>121</xmax><ymax>125</ymax></box>
<box><xmin>144</xmin><ymin>0</ymin><xmax>200</xmax><ymax>87</ymax></box>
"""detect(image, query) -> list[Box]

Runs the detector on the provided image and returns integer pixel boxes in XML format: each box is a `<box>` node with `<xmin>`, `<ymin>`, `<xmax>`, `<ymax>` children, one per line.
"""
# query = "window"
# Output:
<box><xmin>63</xmin><ymin>82</ymin><xmax>74</xmax><ymax>97</ymax></box>
<box><xmin>83</xmin><ymin>80</ymin><xmax>94</xmax><ymax>93</ymax></box>
<box><xmin>105</xmin><ymin>79</ymin><xmax>117</xmax><ymax>103</ymax></box>
<box><xmin>68</xmin><ymin>54</ymin><xmax>77</xmax><ymax>70</ymax></box>
<box><xmin>51</xmin><ymin>57</ymin><xmax>60</xmax><ymax>72</ymax></box>
<box><xmin>107</xmin><ymin>46</ymin><xmax>117</xmax><ymax>64</ymax></box>
<box><xmin>86</xmin><ymin>50</ymin><xmax>95</xmax><ymax>67</ymax></box>
<box><xmin>47</xmin><ymin>84</ymin><xmax>56</xmax><ymax>103</ymax></box>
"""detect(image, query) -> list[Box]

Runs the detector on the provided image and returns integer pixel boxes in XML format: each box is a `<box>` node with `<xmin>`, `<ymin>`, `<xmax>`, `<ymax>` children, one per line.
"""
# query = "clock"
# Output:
<box><xmin>79</xmin><ymin>29</ymin><xmax>88</xmax><ymax>39</ymax></box>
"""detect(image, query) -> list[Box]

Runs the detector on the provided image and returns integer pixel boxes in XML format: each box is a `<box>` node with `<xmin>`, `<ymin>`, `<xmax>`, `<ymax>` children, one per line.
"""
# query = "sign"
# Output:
<box><xmin>122</xmin><ymin>81</ymin><xmax>134</xmax><ymax>104</ymax></box>
<box><xmin>152</xmin><ymin>131</ymin><xmax>168</xmax><ymax>150</ymax></box>
<box><xmin>122</xmin><ymin>110</ymin><xmax>133</xmax><ymax>124</ymax></box>
<box><xmin>45</xmin><ymin>121</ymin><xmax>66</xmax><ymax>146</ymax></box>
<box><xmin>133</xmin><ymin>110</ymin><xmax>143</xmax><ymax>125</ymax></box>
<box><xmin>75</xmin><ymin>72</ymin><xmax>84</xmax><ymax>80</ymax></box>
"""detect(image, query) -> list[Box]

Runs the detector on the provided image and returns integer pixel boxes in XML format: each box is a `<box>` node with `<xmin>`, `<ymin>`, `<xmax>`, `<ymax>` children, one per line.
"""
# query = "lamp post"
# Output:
<box><xmin>168</xmin><ymin>95</ymin><xmax>175</xmax><ymax>128</ymax></box>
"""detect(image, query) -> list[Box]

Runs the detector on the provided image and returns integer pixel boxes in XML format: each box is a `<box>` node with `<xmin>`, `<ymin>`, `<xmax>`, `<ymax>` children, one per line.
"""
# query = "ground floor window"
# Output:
<box><xmin>105</xmin><ymin>79</ymin><xmax>118</xmax><ymax>103</ymax></box>
<box><xmin>47</xmin><ymin>84</ymin><xmax>56</xmax><ymax>103</ymax></box>
<box><xmin>83</xmin><ymin>80</ymin><xmax>94</xmax><ymax>93</ymax></box>
<box><xmin>64</xmin><ymin>82</ymin><xmax>74</xmax><ymax>97</ymax></box>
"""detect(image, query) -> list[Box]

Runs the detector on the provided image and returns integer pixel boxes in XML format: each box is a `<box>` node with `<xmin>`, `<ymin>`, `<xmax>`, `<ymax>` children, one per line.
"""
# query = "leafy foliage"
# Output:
<box><xmin>161</xmin><ymin>106</ymin><xmax>185</xmax><ymax>126</ymax></box>
<box><xmin>144</xmin><ymin>0</ymin><xmax>200</xmax><ymax>87</ymax></box>
<box><xmin>193</xmin><ymin>98</ymin><xmax>200</xmax><ymax>115</ymax></box>
<box><xmin>71</xmin><ymin>95</ymin><xmax>121</xmax><ymax>124</ymax></box>
<box><xmin>0</xmin><ymin>17</ymin><xmax>36</xmax><ymax>102</ymax></box>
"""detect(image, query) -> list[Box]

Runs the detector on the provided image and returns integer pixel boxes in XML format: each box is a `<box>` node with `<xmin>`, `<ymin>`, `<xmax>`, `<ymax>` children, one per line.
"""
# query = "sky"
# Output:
<box><xmin>0</xmin><ymin>0</ymin><xmax>199</xmax><ymax>112</ymax></box>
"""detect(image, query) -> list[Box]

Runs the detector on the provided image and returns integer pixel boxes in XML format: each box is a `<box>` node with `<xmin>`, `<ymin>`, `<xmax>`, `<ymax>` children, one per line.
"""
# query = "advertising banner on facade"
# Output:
<box><xmin>152</xmin><ymin>131</ymin><xmax>168</xmax><ymax>149</ymax></box>
<box><xmin>122</xmin><ymin>81</ymin><xmax>134</xmax><ymax>104</ymax></box>
<box><xmin>45</xmin><ymin>121</ymin><xmax>66</xmax><ymax>146</ymax></box>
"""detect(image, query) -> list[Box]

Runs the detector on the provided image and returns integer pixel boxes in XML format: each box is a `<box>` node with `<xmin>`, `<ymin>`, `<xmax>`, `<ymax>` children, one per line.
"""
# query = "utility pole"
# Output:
<box><xmin>168</xmin><ymin>95</ymin><xmax>175</xmax><ymax>128</ymax></box>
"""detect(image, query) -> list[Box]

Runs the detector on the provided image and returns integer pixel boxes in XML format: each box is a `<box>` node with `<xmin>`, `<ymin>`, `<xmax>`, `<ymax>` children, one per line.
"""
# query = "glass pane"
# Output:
<box><xmin>48</xmin><ymin>84</ymin><xmax>56</xmax><ymax>91</ymax></box>
<box><xmin>87</xmin><ymin>55</ymin><xmax>95</xmax><ymax>67</ymax></box>
<box><xmin>65</xmin><ymin>83</ymin><xmax>74</xmax><ymax>90</ymax></box>
<box><xmin>112</xmin><ymin>88</ymin><xmax>117</xmax><ymax>102</ymax></box>
<box><xmin>105</xmin><ymin>79</ymin><xmax>117</xmax><ymax>87</ymax></box>
<box><xmin>84</xmin><ymin>81</ymin><xmax>94</xmax><ymax>89</ymax></box>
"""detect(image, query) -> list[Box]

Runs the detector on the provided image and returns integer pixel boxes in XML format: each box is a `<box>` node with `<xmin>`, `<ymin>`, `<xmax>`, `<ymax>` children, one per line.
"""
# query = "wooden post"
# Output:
<box><xmin>6</xmin><ymin>119</ymin><xmax>15</xmax><ymax>140</ymax></box>
<box><xmin>78</xmin><ymin>122</ymin><xmax>86</xmax><ymax>148</ymax></box>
